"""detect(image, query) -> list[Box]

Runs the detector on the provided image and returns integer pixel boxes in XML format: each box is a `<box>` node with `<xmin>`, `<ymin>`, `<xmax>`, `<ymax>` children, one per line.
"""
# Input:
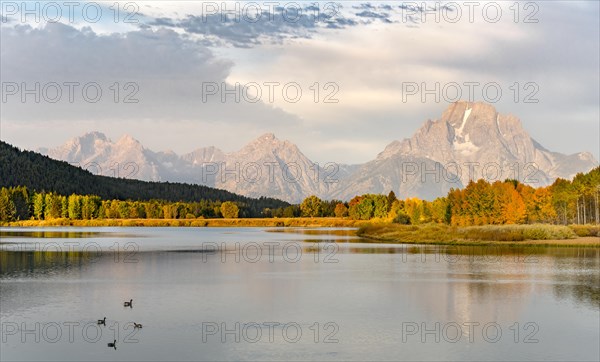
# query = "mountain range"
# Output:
<box><xmin>0</xmin><ymin>141</ymin><xmax>289</xmax><ymax>215</ymax></box>
<box><xmin>39</xmin><ymin>101</ymin><xmax>598</xmax><ymax>203</ymax></box>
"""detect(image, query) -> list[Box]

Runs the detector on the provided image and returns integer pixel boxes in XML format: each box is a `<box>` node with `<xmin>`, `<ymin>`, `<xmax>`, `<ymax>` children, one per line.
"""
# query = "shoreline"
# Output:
<box><xmin>357</xmin><ymin>234</ymin><xmax>600</xmax><ymax>247</ymax></box>
<box><xmin>1</xmin><ymin>219</ymin><xmax>598</xmax><ymax>247</ymax></box>
<box><xmin>0</xmin><ymin>217</ymin><xmax>367</xmax><ymax>228</ymax></box>
<box><xmin>357</xmin><ymin>223</ymin><xmax>600</xmax><ymax>247</ymax></box>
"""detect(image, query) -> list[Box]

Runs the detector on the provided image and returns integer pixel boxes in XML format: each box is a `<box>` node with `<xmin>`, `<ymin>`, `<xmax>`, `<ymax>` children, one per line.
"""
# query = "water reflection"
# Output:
<box><xmin>551</xmin><ymin>255</ymin><xmax>600</xmax><ymax>310</ymax></box>
<box><xmin>0</xmin><ymin>251</ymin><xmax>99</xmax><ymax>278</ymax></box>
<box><xmin>2</xmin><ymin>243</ymin><xmax>598</xmax><ymax>310</ymax></box>
<box><xmin>0</xmin><ymin>227</ymin><xmax>598</xmax><ymax>362</ymax></box>
<box><xmin>0</xmin><ymin>230</ymin><xmax>137</xmax><ymax>239</ymax></box>
<box><xmin>267</xmin><ymin>228</ymin><xmax>357</xmax><ymax>237</ymax></box>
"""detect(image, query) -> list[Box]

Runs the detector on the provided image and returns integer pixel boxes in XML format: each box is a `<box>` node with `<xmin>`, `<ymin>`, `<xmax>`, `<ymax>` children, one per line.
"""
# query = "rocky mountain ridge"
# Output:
<box><xmin>40</xmin><ymin>101</ymin><xmax>598</xmax><ymax>202</ymax></box>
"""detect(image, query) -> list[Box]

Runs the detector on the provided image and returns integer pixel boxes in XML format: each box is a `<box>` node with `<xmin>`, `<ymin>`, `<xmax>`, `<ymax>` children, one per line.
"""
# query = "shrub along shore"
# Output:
<box><xmin>356</xmin><ymin>223</ymin><xmax>600</xmax><ymax>247</ymax></box>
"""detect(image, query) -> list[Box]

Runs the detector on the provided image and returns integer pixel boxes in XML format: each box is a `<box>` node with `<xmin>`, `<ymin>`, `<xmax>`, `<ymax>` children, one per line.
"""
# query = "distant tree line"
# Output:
<box><xmin>0</xmin><ymin>141</ymin><xmax>288</xmax><ymax>217</ymax></box>
<box><xmin>297</xmin><ymin>167</ymin><xmax>600</xmax><ymax>225</ymax></box>
<box><xmin>0</xmin><ymin>188</ymin><xmax>246</xmax><ymax>221</ymax></box>
<box><xmin>1</xmin><ymin>140</ymin><xmax>598</xmax><ymax>225</ymax></box>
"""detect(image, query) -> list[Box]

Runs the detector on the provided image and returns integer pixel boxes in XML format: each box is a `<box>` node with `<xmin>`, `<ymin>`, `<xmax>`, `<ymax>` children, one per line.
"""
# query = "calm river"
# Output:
<box><xmin>0</xmin><ymin>227</ymin><xmax>598</xmax><ymax>361</ymax></box>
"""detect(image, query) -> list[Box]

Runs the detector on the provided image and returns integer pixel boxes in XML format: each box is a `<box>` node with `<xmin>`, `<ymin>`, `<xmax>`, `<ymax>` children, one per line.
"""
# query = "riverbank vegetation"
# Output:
<box><xmin>3</xmin><ymin>217</ymin><xmax>365</xmax><ymax>228</ymax></box>
<box><xmin>299</xmin><ymin>167</ymin><xmax>599</xmax><ymax>227</ymax></box>
<box><xmin>357</xmin><ymin>223</ymin><xmax>599</xmax><ymax>246</ymax></box>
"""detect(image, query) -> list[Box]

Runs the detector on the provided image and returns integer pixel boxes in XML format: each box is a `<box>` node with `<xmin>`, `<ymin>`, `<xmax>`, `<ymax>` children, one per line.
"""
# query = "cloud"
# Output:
<box><xmin>222</xmin><ymin>1</ymin><xmax>599</xmax><ymax>162</ymax></box>
<box><xmin>141</xmin><ymin>2</ymin><xmax>431</xmax><ymax>47</ymax></box>
<box><xmin>0</xmin><ymin>22</ymin><xmax>301</xmax><ymax>128</ymax></box>
<box><xmin>354</xmin><ymin>10</ymin><xmax>392</xmax><ymax>23</ymax></box>
<box><xmin>1</xmin><ymin>1</ymin><xmax>598</xmax><ymax>164</ymax></box>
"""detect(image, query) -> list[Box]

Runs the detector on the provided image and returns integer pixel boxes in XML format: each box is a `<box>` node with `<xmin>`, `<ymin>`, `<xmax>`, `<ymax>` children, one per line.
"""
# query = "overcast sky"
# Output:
<box><xmin>1</xmin><ymin>1</ymin><xmax>598</xmax><ymax>164</ymax></box>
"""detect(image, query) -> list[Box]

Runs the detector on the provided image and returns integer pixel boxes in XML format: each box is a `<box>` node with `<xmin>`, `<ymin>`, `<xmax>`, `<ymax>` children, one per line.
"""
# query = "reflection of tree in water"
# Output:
<box><xmin>346</xmin><ymin>246</ymin><xmax>406</xmax><ymax>254</ymax></box>
<box><xmin>551</xmin><ymin>248</ymin><xmax>600</xmax><ymax>310</ymax></box>
<box><xmin>0</xmin><ymin>251</ymin><xmax>97</xmax><ymax>278</ymax></box>
<box><xmin>0</xmin><ymin>230</ymin><xmax>116</xmax><ymax>238</ymax></box>
<box><xmin>0</xmin><ymin>251</ymin><xmax>101</xmax><ymax>314</ymax></box>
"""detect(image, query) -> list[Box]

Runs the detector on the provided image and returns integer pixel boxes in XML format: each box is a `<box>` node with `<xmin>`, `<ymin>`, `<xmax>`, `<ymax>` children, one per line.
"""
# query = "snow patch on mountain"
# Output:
<box><xmin>456</xmin><ymin>107</ymin><xmax>471</xmax><ymax>138</ymax></box>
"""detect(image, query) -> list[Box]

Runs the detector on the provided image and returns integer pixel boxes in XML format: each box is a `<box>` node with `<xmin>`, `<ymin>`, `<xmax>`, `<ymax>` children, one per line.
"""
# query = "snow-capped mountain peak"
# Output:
<box><xmin>40</xmin><ymin>102</ymin><xmax>598</xmax><ymax>202</ymax></box>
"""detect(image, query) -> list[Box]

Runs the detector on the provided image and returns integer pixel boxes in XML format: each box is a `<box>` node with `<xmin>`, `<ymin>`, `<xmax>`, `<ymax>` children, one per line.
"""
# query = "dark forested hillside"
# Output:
<box><xmin>0</xmin><ymin>141</ymin><xmax>289</xmax><ymax>215</ymax></box>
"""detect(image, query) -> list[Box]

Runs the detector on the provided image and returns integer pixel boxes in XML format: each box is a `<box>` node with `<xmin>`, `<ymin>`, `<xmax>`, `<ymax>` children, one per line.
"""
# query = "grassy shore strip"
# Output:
<box><xmin>357</xmin><ymin>223</ymin><xmax>600</xmax><ymax>247</ymax></box>
<box><xmin>1</xmin><ymin>217</ymin><xmax>368</xmax><ymax>228</ymax></box>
